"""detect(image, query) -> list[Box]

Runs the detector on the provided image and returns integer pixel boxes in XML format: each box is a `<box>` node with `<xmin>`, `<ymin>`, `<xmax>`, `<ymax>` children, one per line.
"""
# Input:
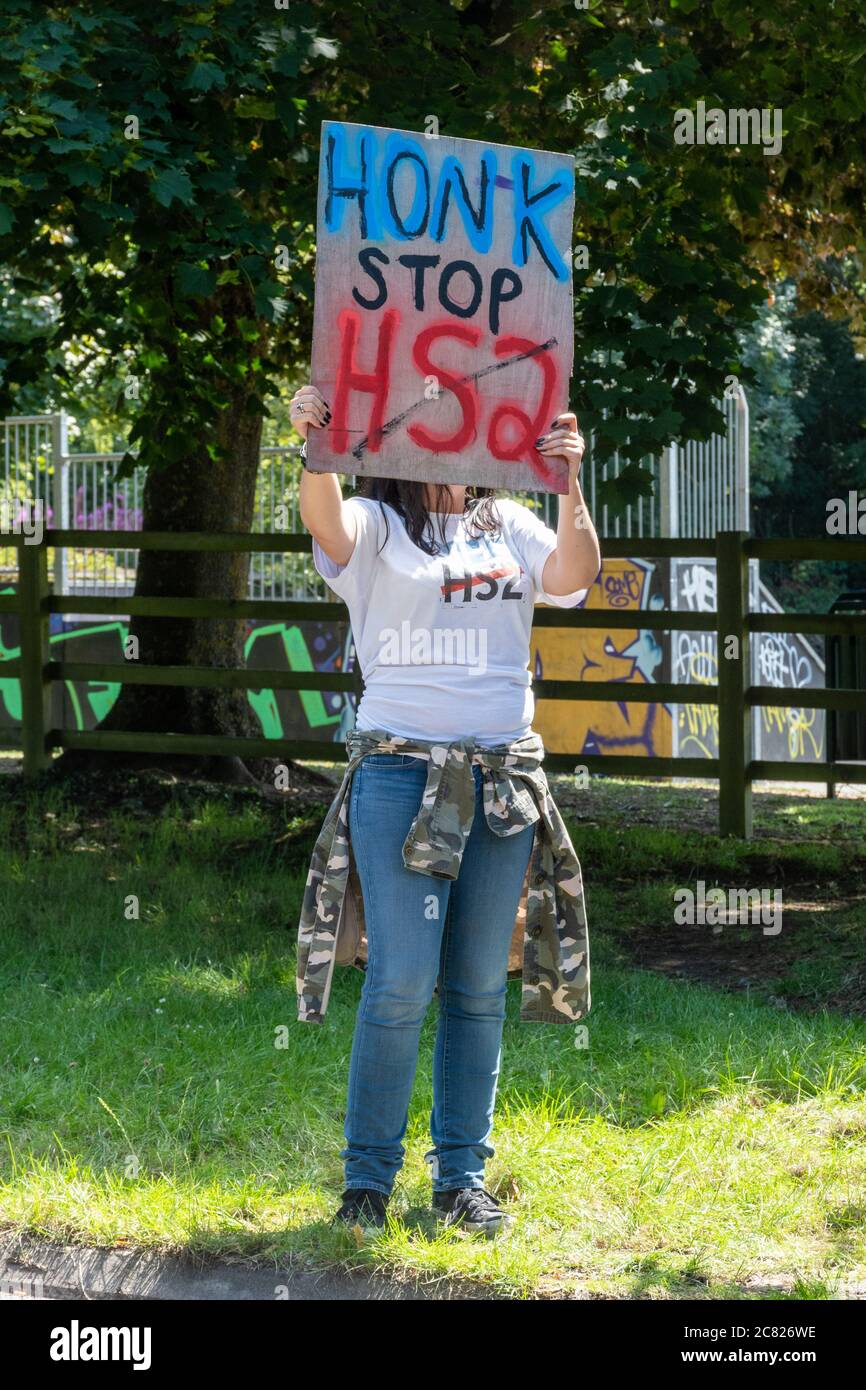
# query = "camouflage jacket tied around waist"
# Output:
<box><xmin>296</xmin><ymin>727</ymin><xmax>591</xmax><ymax>1027</ymax></box>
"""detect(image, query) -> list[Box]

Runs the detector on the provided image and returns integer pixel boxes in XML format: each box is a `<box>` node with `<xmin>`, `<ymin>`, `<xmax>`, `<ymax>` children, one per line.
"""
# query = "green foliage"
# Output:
<box><xmin>749</xmin><ymin>294</ymin><xmax>866</xmax><ymax>537</ymax></box>
<box><xmin>737</xmin><ymin>282</ymin><xmax>803</xmax><ymax>501</ymax></box>
<box><xmin>0</xmin><ymin>0</ymin><xmax>327</xmax><ymax>474</ymax></box>
<box><xmin>736</xmin><ymin>279</ymin><xmax>866</xmax><ymax>606</ymax></box>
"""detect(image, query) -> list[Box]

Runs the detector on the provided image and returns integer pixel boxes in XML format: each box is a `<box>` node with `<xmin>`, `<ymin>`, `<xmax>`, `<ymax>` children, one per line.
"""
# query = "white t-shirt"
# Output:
<box><xmin>312</xmin><ymin>496</ymin><xmax>590</xmax><ymax>744</ymax></box>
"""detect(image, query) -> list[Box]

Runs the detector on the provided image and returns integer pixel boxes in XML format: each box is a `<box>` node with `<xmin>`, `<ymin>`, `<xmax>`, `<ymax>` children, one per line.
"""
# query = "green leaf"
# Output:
<box><xmin>65</xmin><ymin>162</ymin><xmax>98</xmax><ymax>188</ymax></box>
<box><xmin>152</xmin><ymin>167</ymin><xmax>195</xmax><ymax>208</ymax></box>
<box><xmin>176</xmin><ymin>263</ymin><xmax>217</xmax><ymax>297</ymax></box>
<box><xmin>45</xmin><ymin>137</ymin><xmax>91</xmax><ymax>153</ymax></box>
<box><xmin>273</xmin><ymin>50</ymin><xmax>299</xmax><ymax>79</ymax></box>
<box><xmin>186</xmin><ymin>61</ymin><xmax>225</xmax><ymax>92</ymax></box>
<box><xmin>37</xmin><ymin>96</ymin><xmax>81</xmax><ymax>120</ymax></box>
<box><xmin>0</xmin><ymin>203</ymin><xmax>15</xmax><ymax>235</ymax></box>
<box><xmin>597</xmin><ymin>464</ymin><xmax>656</xmax><ymax>514</ymax></box>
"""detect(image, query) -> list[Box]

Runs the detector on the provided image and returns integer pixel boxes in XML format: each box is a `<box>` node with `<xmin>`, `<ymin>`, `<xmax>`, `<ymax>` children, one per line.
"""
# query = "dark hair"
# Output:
<box><xmin>354</xmin><ymin>477</ymin><xmax>502</xmax><ymax>556</ymax></box>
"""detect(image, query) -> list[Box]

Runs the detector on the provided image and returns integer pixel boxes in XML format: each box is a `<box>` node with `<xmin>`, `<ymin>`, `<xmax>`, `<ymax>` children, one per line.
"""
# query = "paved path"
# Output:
<box><xmin>0</xmin><ymin>1236</ymin><xmax>490</xmax><ymax>1301</ymax></box>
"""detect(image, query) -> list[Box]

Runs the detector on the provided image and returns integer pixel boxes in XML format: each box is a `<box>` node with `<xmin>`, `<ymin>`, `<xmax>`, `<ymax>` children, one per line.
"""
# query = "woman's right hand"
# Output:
<box><xmin>295</xmin><ymin>382</ymin><xmax>352</xmax><ymax>562</ymax></box>
<box><xmin>289</xmin><ymin>383</ymin><xmax>331</xmax><ymax>440</ymax></box>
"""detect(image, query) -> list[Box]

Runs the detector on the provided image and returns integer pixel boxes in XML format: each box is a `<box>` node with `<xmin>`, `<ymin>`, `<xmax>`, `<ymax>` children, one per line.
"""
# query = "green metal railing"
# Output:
<box><xmin>2</xmin><ymin>529</ymin><xmax>865</xmax><ymax>838</ymax></box>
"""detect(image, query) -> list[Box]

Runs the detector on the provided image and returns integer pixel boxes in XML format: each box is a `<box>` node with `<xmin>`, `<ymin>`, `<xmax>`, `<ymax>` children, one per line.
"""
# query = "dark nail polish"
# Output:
<box><xmin>324</xmin><ymin>411</ymin><xmax>332</xmax><ymax>422</ymax></box>
<box><xmin>535</xmin><ymin>436</ymin><xmax>547</xmax><ymax>447</ymax></box>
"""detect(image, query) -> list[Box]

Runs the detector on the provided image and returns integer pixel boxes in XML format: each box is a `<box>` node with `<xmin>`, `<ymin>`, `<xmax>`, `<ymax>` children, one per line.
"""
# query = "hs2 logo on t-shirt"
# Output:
<box><xmin>439</xmin><ymin>561</ymin><xmax>526</xmax><ymax>604</ymax></box>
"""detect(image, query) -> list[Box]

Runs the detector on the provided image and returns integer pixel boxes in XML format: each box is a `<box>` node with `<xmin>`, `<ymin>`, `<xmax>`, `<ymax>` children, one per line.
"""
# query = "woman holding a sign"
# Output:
<box><xmin>291</xmin><ymin>379</ymin><xmax>601</xmax><ymax>1239</ymax></box>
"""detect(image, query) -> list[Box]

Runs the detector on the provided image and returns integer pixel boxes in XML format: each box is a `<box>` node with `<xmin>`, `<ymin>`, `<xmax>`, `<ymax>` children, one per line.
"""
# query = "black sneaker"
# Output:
<box><xmin>431</xmin><ymin>1185</ymin><xmax>513</xmax><ymax>1237</ymax></box>
<box><xmin>331</xmin><ymin>1187</ymin><xmax>390</xmax><ymax>1234</ymax></box>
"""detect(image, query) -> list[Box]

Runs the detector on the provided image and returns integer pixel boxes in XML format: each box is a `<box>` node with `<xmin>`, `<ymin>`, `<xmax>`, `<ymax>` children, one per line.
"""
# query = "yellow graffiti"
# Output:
<box><xmin>760</xmin><ymin>704</ymin><xmax>822</xmax><ymax>760</ymax></box>
<box><xmin>678</xmin><ymin>703</ymin><xmax>719</xmax><ymax>758</ymax></box>
<box><xmin>532</xmin><ymin>559</ymin><xmax>672</xmax><ymax>758</ymax></box>
<box><xmin>688</xmin><ymin>651</ymin><xmax>717</xmax><ymax>683</ymax></box>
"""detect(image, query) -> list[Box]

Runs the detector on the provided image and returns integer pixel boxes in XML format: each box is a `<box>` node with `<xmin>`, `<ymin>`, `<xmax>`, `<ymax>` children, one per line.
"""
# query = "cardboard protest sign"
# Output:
<box><xmin>307</xmin><ymin>121</ymin><xmax>575</xmax><ymax>494</ymax></box>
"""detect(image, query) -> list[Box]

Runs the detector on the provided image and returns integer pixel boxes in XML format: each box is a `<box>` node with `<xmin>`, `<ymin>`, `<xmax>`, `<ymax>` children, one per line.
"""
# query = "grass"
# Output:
<box><xmin>1</xmin><ymin>768</ymin><xmax>865</xmax><ymax>1299</ymax></box>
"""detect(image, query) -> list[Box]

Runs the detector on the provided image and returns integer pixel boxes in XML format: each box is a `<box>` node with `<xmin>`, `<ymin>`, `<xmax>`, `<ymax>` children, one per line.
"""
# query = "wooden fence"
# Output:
<box><xmin>2</xmin><ymin>529</ymin><xmax>865</xmax><ymax>838</ymax></box>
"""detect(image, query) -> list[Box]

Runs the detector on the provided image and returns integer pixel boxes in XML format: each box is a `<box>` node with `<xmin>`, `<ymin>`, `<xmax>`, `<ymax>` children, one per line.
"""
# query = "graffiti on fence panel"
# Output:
<box><xmin>671</xmin><ymin>562</ymin><xmax>719</xmax><ymax>758</ymax></box>
<box><xmin>0</xmin><ymin>594</ymin><xmax>125</xmax><ymax>729</ymax></box>
<box><xmin>531</xmin><ymin>558</ymin><xmax>673</xmax><ymax>759</ymax></box>
<box><xmin>754</xmin><ymin>599</ymin><xmax>823</xmax><ymax>760</ymax></box>
<box><xmin>0</xmin><ymin>591</ymin><xmax>354</xmax><ymax>742</ymax></box>
<box><xmin>244</xmin><ymin>619</ymin><xmax>354</xmax><ymax>740</ymax></box>
<box><xmin>671</xmin><ymin>561</ymin><xmax>824</xmax><ymax>761</ymax></box>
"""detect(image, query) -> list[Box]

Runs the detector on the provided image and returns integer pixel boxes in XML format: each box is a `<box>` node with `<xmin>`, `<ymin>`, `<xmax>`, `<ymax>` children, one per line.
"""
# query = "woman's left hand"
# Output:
<box><xmin>535</xmin><ymin>412</ymin><xmax>585</xmax><ymax>478</ymax></box>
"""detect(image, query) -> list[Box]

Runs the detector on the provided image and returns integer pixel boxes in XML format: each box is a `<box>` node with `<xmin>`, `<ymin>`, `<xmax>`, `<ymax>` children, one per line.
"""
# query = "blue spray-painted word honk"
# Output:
<box><xmin>323</xmin><ymin>124</ymin><xmax>572</xmax><ymax>282</ymax></box>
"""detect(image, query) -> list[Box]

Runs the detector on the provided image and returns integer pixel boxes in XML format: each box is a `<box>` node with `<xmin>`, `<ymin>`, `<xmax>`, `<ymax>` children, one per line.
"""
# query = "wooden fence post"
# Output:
<box><xmin>716</xmin><ymin>529</ymin><xmax>752</xmax><ymax>837</ymax></box>
<box><xmin>18</xmin><ymin>536</ymin><xmax>51</xmax><ymax>780</ymax></box>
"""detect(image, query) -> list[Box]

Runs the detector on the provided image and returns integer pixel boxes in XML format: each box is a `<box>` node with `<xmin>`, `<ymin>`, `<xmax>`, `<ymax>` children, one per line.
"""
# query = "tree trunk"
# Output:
<box><xmin>54</xmin><ymin>387</ymin><xmax>262</xmax><ymax>781</ymax></box>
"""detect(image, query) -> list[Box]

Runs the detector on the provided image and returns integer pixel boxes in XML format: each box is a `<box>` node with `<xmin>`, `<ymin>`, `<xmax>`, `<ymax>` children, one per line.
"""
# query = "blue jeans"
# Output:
<box><xmin>343</xmin><ymin>751</ymin><xmax>536</xmax><ymax>1197</ymax></box>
